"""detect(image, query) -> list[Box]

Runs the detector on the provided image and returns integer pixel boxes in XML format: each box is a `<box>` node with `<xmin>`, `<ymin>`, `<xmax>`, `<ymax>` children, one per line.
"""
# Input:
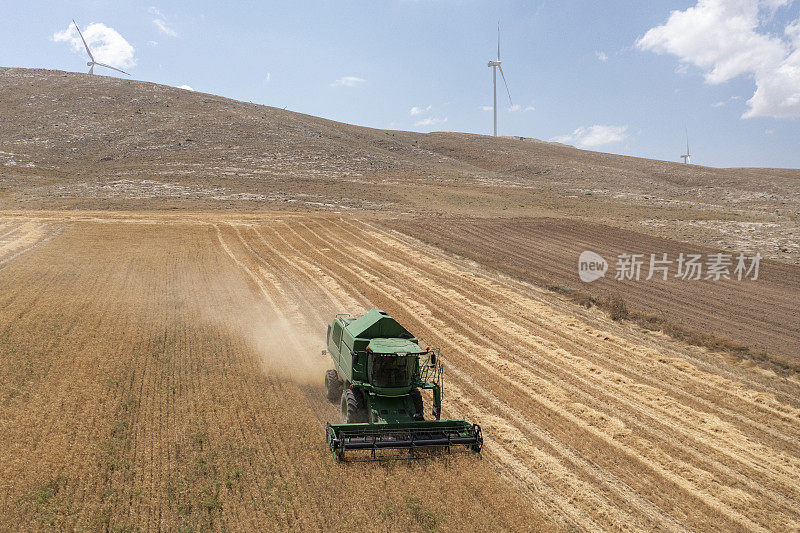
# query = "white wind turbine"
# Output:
<box><xmin>72</xmin><ymin>19</ymin><xmax>130</xmax><ymax>76</ymax></box>
<box><xmin>681</xmin><ymin>128</ymin><xmax>691</xmax><ymax>164</ymax></box>
<box><xmin>488</xmin><ymin>23</ymin><xmax>512</xmax><ymax>137</ymax></box>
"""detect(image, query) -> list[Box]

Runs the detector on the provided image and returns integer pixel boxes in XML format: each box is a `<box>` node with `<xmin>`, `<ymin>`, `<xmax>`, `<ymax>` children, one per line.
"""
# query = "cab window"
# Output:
<box><xmin>370</xmin><ymin>356</ymin><xmax>410</xmax><ymax>388</ymax></box>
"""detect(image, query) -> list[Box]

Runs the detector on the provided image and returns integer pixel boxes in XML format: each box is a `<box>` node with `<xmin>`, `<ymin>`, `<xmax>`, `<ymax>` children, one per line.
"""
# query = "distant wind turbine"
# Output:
<box><xmin>72</xmin><ymin>19</ymin><xmax>130</xmax><ymax>76</ymax></box>
<box><xmin>488</xmin><ymin>22</ymin><xmax>512</xmax><ymax>137</ymax></box>
<box><xmin>681</xmin><ymin>128</ymin><xmax>691</xmax><ymax>164</ymax></box>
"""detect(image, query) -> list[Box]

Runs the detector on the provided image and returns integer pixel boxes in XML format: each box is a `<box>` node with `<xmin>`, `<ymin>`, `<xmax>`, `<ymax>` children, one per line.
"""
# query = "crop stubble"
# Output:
<box><xmin>0</xmin><ymin>214</ymin><xmax>544</xmax><ymax>531</ymax></box>
<box><xmin>392</xmin><ymin>217</ymin><xmax>800</xmax><ymax>363</ymax></box>
<box><xmin>0</xmin><ymin>212</ymin><xmax>798</xmax><ymax>531</ymax></box>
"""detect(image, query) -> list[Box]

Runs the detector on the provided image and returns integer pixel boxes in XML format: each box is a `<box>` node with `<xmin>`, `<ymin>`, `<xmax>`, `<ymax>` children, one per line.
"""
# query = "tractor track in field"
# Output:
<box><xmin>372</xmin><ymin>222</ymin><xmax>800</xmax><ymax>407</ymax></box>
<box><xmin>202</xmin><ymin>215</ymin><xmax>800</xmax><ymax>531</ymax></box>
<box><xmin>288</xmin><ymin>220</ymin><xmax>709</xmax><ymax>529</ymax></box>
<box><xmin>369</xmin><ymin>223</ymin><xmax>800</xmax><ymax>454</ymax></box>
<box><xmin>0</xmin><ymin>219</ymin><xmax>64</xmax><ymax>269</ymax></box>
<box><xmin>352</xmin><ymin>223</ymin><xmax>800</xmax><ymax>471</ymax></box>
<box><xmin>293</xmin><ymin>220</ymin><xmax>796</xmax><ymax>530</ymax></box>
<box><xmin>210</xmin><ymin>220</ymin><xmax>574</xmax><ymax>525</ymax></box>
<box><xmin>392</xmin><ymin>218</ymin><xmax>800</xmax><ymax>364</ymax></box>
<box><xmin>213</xmin><ymin>223</ymin><xmax>331</xmax><ymax>528</ymax></box>
<box><xmin>223</xmin><ymin>221</ymin><xmax>589</xmax><ymax>527</ymax></box>
<box><xmin>1</xmin><ymin>212</ymin><xmax>798</xmax><ymax>531</ymax></box>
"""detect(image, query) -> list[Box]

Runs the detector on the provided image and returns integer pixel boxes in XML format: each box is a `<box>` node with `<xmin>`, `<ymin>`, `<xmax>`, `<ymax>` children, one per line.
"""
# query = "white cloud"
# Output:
<box><xmin>149</xmin><ymin>7</ymin><xmax>177</xmax><ymax>37</ymax></box>
<box><xmin>265</xmin><ymin>72</ymin><xmax>271</xmax><ymax>83</ymax></box>
<box><xmin>674</xmin><ymin>63</ymin><xmax>689</xmax><ymax>74</ymax></box>
<box><xmin>713</xmin><ymin>95</ymin><xmax>744</xmax><ymax>108</ymax></box>
<box><xmin>765</xmin><ymin>128</ymin><xmax>775</xmax><ymax>134</ymax></box>
<box><xmin>787</xmin><ymin>18</ymin><xmax>800</xmax><ymax>47</ymax></box>
<box><xmin>763</xmin><ymin>0</ymin><xmax>792</xmax><ymax>12</ymax></box>
<box><xmin>410</xmin><ymin>105</ymin><xmax>432</xmax><ymax>115</ymax></box>
<box><xmin>53</xmin><ymin>21</ymin><xmax>136</xmax><ymax>70</ymax></box>
<box><xmin>415</xmin><ymin>116</ymin><xmax>448</xmax><ymax>127</ymax></box>
<box><xmin>596</xmin><ymin>50</ymin><xmax>609</xmax><ymax>62</ymax></box>
<box><xmin>153</xmin><ymin>19</ymin><xmax>177</xmax><ymax>36</ymax></box>
<box><xmin>637</xmin><ymin>0</ymin><xmax>800</xmax><ymax>119</ymax></box>
<box><xmin>178</xmin><ymin>84</ymin><xmax>194</xmax><ymax>91</ymax></box>
<box><xmin>551</xmin><ymin>124</ymin><xmax>628</xmax><ymax>148</ymax></box>
<box><xmin>331</xmin><ymin>76</ymin><xmax>365</xmax><ymax>87</ymax></box>
<box><xmin>147</xmin><ymin>40</ymin><xmax>158</xmax><ymax>47</ymax></box>
<box><xmin>482</xmin><ymin>104</ymin><xmax>534</xmax><ymax>113</ymax></box>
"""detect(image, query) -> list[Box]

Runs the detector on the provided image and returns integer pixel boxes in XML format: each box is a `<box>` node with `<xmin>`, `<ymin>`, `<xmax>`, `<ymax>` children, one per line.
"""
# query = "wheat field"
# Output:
<box><xmin>1</xmin><ymin>212</ymin><xmax>799</xmax><ymax>531</ymax></box>
<box><xmin>0</xmin><ymin>213</ymin><xmax>545</xmax><ymax>531</ymax></box>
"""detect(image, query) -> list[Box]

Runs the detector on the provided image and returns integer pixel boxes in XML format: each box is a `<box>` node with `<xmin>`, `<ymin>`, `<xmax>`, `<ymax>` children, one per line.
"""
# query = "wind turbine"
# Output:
<box><xmin>72</xmin><ymin>19</ymin><xmax>130</xmax><ymax>76</ymax></box>
<box><xmin>681</xmin><ymin>128</ymin><xmax>691</xmax><ymax>164</ymax></box>
<box><xmin>488</xmin><ymin>23</ymin><xmax>512</xmax><ymax>137</ymax></box>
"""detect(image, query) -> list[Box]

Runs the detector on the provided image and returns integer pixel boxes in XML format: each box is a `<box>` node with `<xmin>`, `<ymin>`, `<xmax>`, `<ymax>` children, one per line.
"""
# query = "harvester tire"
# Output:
<box><xmin>325</xmin><ymin>370</ymin><xmax>342</xmax><ymax>403</ymax></box>
<box><xmin>341</xmin><ymin>388</ymin><xmax>367</xmax><ymax>423</ymax></box>
<box><xmin>410</xmin><ymin>388</ymin><xmax>424</xmax><ymax>421</ymax></box>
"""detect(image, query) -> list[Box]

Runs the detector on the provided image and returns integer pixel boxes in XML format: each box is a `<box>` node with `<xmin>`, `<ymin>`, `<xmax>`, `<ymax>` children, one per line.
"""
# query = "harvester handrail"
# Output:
<box><xmin>420</xmin><ymin>348</ymin><xmax>443</xmax><ymax>387</ymax></box>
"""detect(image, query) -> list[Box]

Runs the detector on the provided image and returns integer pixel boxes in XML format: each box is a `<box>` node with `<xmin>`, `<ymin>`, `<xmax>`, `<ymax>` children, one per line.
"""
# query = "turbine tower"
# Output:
<box><xmin>681</xmin><ymin>128</ymin><xmax>691</xmax><ymax>164</ymax></box>
<box><xmin>72</xmin><ymin>19</ymin><xmax>130</xmax><ymax>76</ymax></box>
<box><xmin>488</xmin><ymin>23</ymin><xmax>512</xmax><ymax>137</ymax></box>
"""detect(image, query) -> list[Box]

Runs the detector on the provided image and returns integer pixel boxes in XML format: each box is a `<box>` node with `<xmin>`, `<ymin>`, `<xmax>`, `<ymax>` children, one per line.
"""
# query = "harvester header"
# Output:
<box><xmin>323</xmin><ymin>309</ymin><xmax>482</xmax><ymax>461</ymax></box>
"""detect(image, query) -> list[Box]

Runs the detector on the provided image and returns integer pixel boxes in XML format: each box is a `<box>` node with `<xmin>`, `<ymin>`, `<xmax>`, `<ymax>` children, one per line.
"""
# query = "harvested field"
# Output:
<box><xmin>0</xmin><ymin>218</ymin><xmax>60</xmax><ymax>267</ymax></box>
<box><xmin>2</xmin><ymin>212</ymin><xmax>799</xmax><ymax>530</ymax></box>
<box><xmin>0</xmin><ymin>213</ymin><xmax>545</xmax><ymax>531</ymax></box>
<box><xmin>392</xmin><ymin>217</ymin><xmax>800</xmax><ymax>367</ymax></box>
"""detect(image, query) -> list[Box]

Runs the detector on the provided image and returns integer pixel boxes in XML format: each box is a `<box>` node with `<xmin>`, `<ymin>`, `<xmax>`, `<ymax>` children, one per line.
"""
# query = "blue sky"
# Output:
<box><xmin>2</xmin><ymin>1</ymin><xmax>799</xmax><ymax>168</ymax></box>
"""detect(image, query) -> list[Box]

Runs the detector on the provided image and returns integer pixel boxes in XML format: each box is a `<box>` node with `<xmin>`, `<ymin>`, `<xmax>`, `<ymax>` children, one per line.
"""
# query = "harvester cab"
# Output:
<box><xmin>323</xmin><ymin>309</ymin><xmax>482</xmax><ymax>461</ymax></box>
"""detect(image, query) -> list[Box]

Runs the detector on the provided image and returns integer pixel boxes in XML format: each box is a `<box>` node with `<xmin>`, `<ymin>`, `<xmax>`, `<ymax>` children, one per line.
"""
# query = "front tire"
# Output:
<box><xmin>325</xmin><ymin>370</ymin><xmax>342</xmax><ymax>403</ymax></box>
<box><xmin>341</xmin><ymin>388</ymin><xmax>367</xmax><ymax>423</ymax></box>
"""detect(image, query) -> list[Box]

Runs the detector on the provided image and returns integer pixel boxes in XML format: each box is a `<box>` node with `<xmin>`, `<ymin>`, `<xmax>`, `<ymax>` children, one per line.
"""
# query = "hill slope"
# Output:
<box><xmin>1</xmin><ymin>67</ymin><xmax>798</xmax><ymax>261</ymax></box>
<box><xmin>0</xmin><ymin>69</ymin><xmax>796</xmax><ymax>205</ymax></box>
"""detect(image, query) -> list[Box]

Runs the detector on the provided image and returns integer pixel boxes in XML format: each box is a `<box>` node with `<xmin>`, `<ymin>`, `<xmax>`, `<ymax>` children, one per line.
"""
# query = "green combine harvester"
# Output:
<box><xmin>324</xmin><ymin>309</ymin><xmax>482</xmax><ymax>461</ymax></box>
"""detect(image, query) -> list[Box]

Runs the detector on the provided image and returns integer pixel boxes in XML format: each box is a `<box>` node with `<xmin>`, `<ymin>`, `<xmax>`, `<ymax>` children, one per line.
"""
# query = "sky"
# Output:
<box><xmin>1</xmin><ymin>0</ymin><xmax>799</xmax><ymax>168</ymax></box>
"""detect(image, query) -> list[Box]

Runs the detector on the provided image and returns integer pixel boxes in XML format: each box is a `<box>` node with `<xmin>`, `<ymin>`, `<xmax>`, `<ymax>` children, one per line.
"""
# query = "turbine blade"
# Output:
<box><xmin>73</xmin><ymin>19</ymin><xmax>94</xmax><ymax>62</ymax></box>
<box><xmin>497</xmin><ymin>22</ymin><xmax>501</xmax><ymax>60</ymax></box>
<box><xmin>498</xmin><ymin>64</ymin><xmax>512</xmax><ymax>105</ymax></box>
<box><xmin>95</xmin><ymin>62</ymin><xmax>130</xmax><ymax>75</ymax></box>
<box><xmin>685</xmin><ymin>128</ymin><xmax>690</xmax><ymax>155</ymax></box>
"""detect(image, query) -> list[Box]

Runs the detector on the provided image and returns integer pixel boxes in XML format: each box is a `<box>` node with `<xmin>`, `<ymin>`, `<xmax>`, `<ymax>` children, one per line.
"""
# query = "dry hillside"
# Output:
<box><xmin>1</xmin><ymin>67</ymin><xmax>798</xmax><ymax>262</ymax></box>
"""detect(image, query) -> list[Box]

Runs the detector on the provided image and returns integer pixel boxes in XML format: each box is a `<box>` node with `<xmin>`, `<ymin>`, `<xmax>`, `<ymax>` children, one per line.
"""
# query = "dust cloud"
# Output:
<box><xmin>186</xmin><ymin>269</ymin><xmax>332</xmax><ymax>386</ymax></box>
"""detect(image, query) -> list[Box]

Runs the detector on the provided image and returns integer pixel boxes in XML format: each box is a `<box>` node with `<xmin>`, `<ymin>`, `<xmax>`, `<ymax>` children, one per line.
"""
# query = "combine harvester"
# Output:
<box><xmin>324</xmin><ymin>309</ymin><xmax>482</xmax><ymax>461</ymax></box>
